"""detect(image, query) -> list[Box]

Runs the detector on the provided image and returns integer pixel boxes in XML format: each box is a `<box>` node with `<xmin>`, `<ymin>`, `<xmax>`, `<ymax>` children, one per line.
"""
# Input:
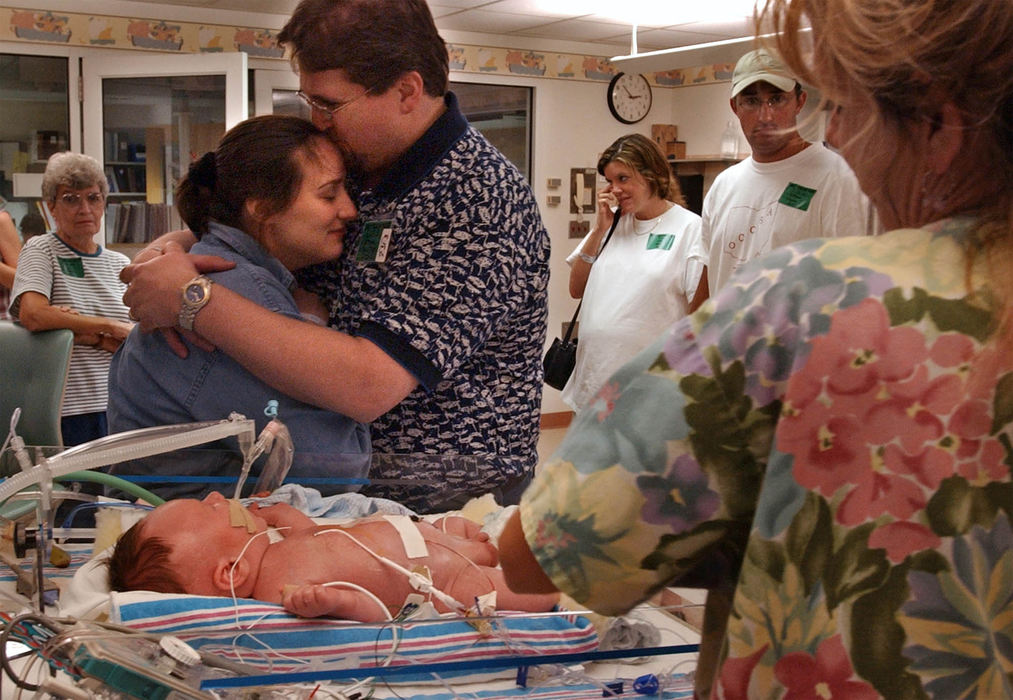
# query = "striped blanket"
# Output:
<box><xmin>111</xmin><ymin>591</ymin><xmax>600</xmax><ymax>685</ymax></box>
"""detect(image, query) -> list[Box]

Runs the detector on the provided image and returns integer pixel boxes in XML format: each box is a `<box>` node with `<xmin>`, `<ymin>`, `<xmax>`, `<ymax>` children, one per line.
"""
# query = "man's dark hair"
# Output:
<box><xmin>278</xmin><ymin>0</ymin><xmax>449</xmax><ymax>97</ymax></box>
<box><xmin>19</xmin><ymin>210</ymin><xmax>47</xmax><ymax>239</ymax></box>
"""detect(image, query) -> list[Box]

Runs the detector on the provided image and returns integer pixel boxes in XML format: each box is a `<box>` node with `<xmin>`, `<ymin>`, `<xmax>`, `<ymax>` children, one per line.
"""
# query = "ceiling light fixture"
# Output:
<box><xmin>536</xmin><ymin>0</ymin><xmax>759</xmax><ymax>26</ymax></box>
<box><xmin>610</xmin><ymin>28</ymin><xmax>811</xmax><ymax>74</ymax></box>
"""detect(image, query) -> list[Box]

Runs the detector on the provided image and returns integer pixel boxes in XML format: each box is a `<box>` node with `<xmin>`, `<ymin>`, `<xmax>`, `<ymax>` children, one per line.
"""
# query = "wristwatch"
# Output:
<box><xmin>178</xmin><ymin>275</ymin><xmax>212</xmax><ymax>331</ymax></box>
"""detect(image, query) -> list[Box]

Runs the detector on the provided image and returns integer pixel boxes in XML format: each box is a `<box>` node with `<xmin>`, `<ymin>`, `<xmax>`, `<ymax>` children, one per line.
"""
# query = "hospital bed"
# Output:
<box><xmin>0</xmin><ymin>416</ymin><xmax>702</xmax><ymax>698</ymax></box>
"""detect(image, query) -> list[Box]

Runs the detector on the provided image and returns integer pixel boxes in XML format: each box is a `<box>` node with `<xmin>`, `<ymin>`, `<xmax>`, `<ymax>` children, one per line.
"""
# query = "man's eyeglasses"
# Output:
<box><xmin>58</xmin><ymin>192</ymin><xmax>105</xmax><ymax>208</ymax></box>
<box><xmin>737</xmin><ymin>92</ymin><xmax>795</xmax><ymax>112</ymax></box>
<box><xmin>297</xmin><ymin>85</ymin><xmax>375</xmax><ymax>120</ymax></box>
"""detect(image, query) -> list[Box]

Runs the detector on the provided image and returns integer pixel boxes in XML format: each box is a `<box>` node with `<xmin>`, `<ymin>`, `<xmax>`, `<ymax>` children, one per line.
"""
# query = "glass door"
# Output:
<box><xmin>0</xmin><ymin>47</ymin><xmax>78</xmax><ymax>231</ymax></box>
<box><xmin>252</xmin><ymin>68</ymin><xmax>533</xmax><ymax>179</ymax></box>
<box><xmin>82</xmin><ymin>52</ymin><xmax>247</xmax><ymax>252</ymax></box>
<box><xmin>252</xmin><ymin>68</ymin><xmax>305</xmax><ymax>118</ymax></box>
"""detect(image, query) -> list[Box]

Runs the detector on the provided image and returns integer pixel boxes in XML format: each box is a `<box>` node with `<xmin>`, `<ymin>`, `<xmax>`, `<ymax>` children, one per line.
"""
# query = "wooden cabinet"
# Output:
<box><xmin>668</xmin><ymin>156</ymin><xmax>743</xmax><ymax>215</ymax></box>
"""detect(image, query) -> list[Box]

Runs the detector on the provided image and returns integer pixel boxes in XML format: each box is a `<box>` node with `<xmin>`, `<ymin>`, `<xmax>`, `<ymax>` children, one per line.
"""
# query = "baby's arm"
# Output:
<box><xmin>249</xmin><ymin>502</ymin><xmax>316</xmax><ymax>533</ymax></box>
<box><xmin>281</xmin><ymin>583</ymin><xmax>389</xmax><ymax>622</ymax></box>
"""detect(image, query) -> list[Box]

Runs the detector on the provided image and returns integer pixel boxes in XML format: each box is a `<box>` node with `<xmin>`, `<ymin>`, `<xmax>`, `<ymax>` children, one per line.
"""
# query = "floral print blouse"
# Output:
<box><xmin>520</xmin><ymin>218</ymin><xmax>1013</xmax><ymax>698</ymax></box>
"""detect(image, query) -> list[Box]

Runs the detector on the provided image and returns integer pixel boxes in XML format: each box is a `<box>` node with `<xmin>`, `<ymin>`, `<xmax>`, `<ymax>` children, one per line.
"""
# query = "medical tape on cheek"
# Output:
<box><xmin>383</xmin><ymin>514</ymin><xmax>429</xmax><ymax>559</ymax></box>
<box><xmin>228</xmin><ymin>499</ymin><xmax>259</xmax><ymax>534</ymax></box>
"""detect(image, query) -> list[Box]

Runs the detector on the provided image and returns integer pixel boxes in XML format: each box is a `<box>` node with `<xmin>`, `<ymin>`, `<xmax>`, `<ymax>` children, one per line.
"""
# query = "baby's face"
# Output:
<box><xmin>143</xmin><ymin>491</ymin><xmax>269</xmax><ymax>562</ymax></box>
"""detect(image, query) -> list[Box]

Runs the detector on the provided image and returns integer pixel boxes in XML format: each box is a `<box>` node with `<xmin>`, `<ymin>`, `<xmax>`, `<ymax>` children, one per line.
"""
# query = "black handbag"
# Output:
<box><xmin>543</xmin><ymin>210</ymin><xmax>621</xmax><ymax>391</ymax></box>
<box><xmin>543</xmin><ymin>306</ymin><xmax>581</xmax><ymax>390</ymax></box>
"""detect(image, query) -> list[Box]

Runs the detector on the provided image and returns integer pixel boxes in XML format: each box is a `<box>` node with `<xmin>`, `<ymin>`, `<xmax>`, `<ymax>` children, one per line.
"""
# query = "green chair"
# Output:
<box><xmin>0</xmin><ymin>321</ymin><xmax>73</xmax><ymax>449</ymax></box>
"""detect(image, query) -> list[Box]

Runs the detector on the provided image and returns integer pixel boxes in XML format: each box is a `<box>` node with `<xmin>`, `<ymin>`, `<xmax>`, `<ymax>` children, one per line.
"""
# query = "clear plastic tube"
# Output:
<box><xmin>0</xmin><ymin>414</ymin><xmax>256</xmax><ymax>505</ymax></box>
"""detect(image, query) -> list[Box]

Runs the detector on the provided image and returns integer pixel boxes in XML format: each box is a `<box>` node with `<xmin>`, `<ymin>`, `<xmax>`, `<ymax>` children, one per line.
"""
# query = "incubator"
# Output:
<box><xmin>0</xmin><ymin>415</ymin><xmax>702</xmax><ymax>699</ymax></box>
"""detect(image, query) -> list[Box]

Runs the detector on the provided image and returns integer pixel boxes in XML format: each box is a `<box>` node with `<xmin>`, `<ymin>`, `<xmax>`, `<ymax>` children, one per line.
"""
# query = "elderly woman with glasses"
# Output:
<box><xmin>10</xmin><ymin>151</ymin><xmax>133</xmax><ymax>446</ymax></box>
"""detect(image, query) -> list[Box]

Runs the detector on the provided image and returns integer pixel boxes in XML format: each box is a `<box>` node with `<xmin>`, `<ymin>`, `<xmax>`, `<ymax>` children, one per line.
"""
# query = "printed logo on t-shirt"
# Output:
<box><xmin>778</xmin><ymin>182</ymin><xmax>817</xmax><ymax>211</ymax></box>
<box><xmin>58</xmin><ymin>257</ymin><xmax>85</xmax><ymax>278</ymax></box>
<box><xmin>646</xmin><ymin>233</ymin><xmax>675</xmax><ymax>251</ymax></box>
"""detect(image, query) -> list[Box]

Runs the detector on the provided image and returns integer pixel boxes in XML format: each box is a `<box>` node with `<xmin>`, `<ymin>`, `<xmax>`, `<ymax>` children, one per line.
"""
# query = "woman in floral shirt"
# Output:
<box><xmin>500</xmin><ymin>0</ymin><xmax>1013</xmax><ymax>696</ymax></box>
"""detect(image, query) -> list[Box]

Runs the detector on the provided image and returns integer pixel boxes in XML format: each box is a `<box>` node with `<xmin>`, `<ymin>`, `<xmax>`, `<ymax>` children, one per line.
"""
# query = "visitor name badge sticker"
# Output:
<box><xmin>357</xmin><ymin>219</ymin><xmax>394</xmax><ymax>263</ymax></box>
<box><xmin>778</xmin><ymin>182</ymin><xmax>817</xmax><ymax>211</ymax></box>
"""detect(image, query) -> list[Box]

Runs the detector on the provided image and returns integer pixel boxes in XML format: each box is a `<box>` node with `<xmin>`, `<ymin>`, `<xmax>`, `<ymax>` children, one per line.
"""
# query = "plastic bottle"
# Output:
<box><xmin>720</xmin><ymin>120</ymin><xmax>739</xmax><ymax>159</ymax></box>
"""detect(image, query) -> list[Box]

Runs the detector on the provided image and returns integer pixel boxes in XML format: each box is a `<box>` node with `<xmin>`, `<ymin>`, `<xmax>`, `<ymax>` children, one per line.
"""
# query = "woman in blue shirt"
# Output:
<box><xmin>108</xmin><ymin>115</ymin><xmax>370</xmax><ymax>500</ymax></box>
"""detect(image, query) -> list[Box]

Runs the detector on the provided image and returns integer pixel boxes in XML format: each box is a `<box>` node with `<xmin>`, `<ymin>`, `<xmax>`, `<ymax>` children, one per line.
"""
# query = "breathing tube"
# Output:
<box><xmin>0</xmin><ymin>414</ymin><xmax>256</xmax><ymax>506</ymax></box>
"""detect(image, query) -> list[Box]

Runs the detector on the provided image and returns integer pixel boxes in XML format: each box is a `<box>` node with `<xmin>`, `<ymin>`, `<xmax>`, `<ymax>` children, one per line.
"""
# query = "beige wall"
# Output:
<box><xmin>2</xmin><ymin>1</ymin><xmax>762</xmax><ymax>416</ymax></box>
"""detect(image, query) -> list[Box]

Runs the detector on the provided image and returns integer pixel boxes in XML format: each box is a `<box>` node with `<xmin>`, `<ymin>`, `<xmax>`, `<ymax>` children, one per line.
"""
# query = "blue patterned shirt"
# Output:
<box><xmin>299</xmin><ymin>93</ymin><xmax>550</xmax><ymax>511</ymax></box>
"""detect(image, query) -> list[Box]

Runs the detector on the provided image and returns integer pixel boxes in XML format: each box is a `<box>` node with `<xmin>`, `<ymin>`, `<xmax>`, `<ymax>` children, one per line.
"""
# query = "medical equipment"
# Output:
<box><xmin>0</xmin><ymin>414</ymin><xmax>257</xmax><ymax>507</ymax></box>
<box><xmin>0</xmin><ymin>603</ymin><xmax>699</xmax><ymax>699</ymax></box>
<box><xmin>233</xmin><ymin>417</ymin><xmax>294</xmax><ymax>499</ymax></box>
<box><xmin>0</xmin><ymin>416</ymin><xmax>701</xmax><ymax>698</ymax></box>
<box><xmin>0</xmin><ymin>413</ymin><xmax>295</xmax><ymax>612</ymax></box>
<box><xmin>0</xmin><ymin>611</ymin><xmax>259</xmax><ymax>699</ymax></box>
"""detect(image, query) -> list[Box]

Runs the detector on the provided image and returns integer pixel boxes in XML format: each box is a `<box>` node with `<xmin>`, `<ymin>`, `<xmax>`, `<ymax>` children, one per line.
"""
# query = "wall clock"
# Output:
<box><xmin>607</xmin><ymin>72</ymin><xmax>652</xmax><ymax>124</ymax></box>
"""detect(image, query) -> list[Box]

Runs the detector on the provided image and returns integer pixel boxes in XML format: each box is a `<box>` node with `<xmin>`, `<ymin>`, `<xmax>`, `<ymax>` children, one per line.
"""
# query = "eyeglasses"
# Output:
<box><xmin>297</xmin><ymin>85</ymin><xmax>376</xmax><ymax>120</ymax></box>
<box><xmin>737</xmin><ymin>92</ymin><xmax>795</xmax><ymax>112</ymax></box>
<box><xmin>58</xmin><ymin>192</ymin><xmax>105</xmax><ymax>208</ymax></box>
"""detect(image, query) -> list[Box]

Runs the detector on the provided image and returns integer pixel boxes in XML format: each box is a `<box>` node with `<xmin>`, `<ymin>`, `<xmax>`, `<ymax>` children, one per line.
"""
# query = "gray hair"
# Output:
<box><xmin>41</xmin><ymin>152</ymin><xmax>109</xmax><ymax>202</ymax></box>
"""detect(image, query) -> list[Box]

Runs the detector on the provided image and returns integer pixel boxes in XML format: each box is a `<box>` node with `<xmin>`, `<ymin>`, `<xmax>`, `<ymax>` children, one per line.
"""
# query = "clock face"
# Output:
<box><xmin>607</xmin><ymin>72</ymin><xmax>653</xmax><ymax>124</ymax></box>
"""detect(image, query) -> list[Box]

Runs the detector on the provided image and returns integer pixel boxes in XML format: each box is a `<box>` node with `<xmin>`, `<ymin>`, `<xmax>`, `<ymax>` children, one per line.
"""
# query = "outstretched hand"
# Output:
<box><xmin>281</xmin><ymin>583</ymin><xmax>387</xmax><ymax>622</ymax></box>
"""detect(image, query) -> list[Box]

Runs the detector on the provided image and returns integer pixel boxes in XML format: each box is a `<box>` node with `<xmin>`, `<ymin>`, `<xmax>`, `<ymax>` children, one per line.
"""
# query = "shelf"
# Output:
<box><xmin>668</xmin><ymin>154</ymin><xmax>746</xmax><ymax>163</ymax></box>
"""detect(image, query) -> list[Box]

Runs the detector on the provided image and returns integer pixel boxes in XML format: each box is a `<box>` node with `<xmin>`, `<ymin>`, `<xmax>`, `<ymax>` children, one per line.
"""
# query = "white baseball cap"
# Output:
<box><xmin>731</xmin><ymin>48</ymin><xmax>799</xmax><ymax>97</ymax></box>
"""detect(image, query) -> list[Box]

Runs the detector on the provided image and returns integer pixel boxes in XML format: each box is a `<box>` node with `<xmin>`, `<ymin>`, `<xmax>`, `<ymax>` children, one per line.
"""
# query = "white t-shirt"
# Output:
<box><xmin>562</xmin><ymin>203</ymin><xmax>703</xmax><ymax>413</ymax></box>
<box><xmin>10</xmin><ymin>233</ymin><xmax>130</xmax><ymax>416</ymax></box>
<box><xmin>697</xmin><ymin>142</ymin><xmax>873</xmax><ymax>294</ymax></box>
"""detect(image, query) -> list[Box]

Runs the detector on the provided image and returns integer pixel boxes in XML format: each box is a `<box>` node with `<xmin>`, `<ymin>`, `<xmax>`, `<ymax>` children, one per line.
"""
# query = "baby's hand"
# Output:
<box><xmin>432</xmin><ymin>516</ymin><xmax>489</xmax><ymax>542</ymax></box>
<box><xmin>281</xmin><ymin>583</ymin><xmax>339</xmax><ymax>618</ymax></box>
<box><xmin>281</xmin><ymin>583</ymin><xmax>387</xmax><ymax>622</ymax></box>
<box><xmin>248</xmin><ymin>502</ymin><xmax>315</xmax><ymax>532</ymax></box>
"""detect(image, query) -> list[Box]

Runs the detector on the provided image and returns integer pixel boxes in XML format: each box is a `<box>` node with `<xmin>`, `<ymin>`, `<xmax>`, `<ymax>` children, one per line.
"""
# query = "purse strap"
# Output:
<box><xmin>562</xmin><ymin>208</ymin><xmax>622</xmax><ymax>343</ymax></box>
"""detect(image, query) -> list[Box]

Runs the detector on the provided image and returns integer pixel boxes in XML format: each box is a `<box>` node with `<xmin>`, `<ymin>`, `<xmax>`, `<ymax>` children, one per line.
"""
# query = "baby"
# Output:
<box><xmin>107</xmin><ymin>492</ymin><xmax>558</xmax><ymax>622</ymax></box>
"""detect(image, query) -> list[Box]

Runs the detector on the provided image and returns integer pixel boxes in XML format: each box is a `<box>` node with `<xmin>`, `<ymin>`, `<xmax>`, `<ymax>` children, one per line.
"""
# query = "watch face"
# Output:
<box><xmin>184</xmin><ymin>282</ymin><xmax>206</xmax><ymax>303</ymax></box>
<box><xmin>607</xmin><ymin>73</ymin><xmax>653</xmax><ymax>124</ymax></box>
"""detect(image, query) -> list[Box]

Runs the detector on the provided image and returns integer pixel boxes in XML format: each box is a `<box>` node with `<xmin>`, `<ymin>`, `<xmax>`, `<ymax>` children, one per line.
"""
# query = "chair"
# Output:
<box><xmin>0</xmin><ymin>321</ymin><xmax>73</xmax><ymax>449</ymax></box>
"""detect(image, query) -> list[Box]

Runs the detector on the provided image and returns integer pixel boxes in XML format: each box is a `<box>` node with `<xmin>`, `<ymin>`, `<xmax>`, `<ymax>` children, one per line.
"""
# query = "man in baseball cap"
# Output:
<box><xmin>685</xmin><ymin>45</ymin><xmax>876</xmax><ymax>697</ymax></box>
<box><xmin>688</xmin><ymin>46</ymin><xmax>874</xmax><ymax>307</ymax></box>
<box><xmin>730</xmin><ymin>47</ymin><xmax>799</xmax><ymax>97</ymax></box>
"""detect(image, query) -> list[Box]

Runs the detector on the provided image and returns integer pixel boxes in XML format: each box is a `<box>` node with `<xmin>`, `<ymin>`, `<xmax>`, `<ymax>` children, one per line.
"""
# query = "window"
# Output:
<box><xmin>270</xmin><ymin>80</ymin><xmax>533</xmax><ymax>180</ymax></box>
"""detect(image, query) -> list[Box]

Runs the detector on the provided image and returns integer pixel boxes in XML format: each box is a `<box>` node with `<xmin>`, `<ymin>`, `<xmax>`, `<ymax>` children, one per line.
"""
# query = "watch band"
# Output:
<box><xmin>178</xmin><ymin>275</ymin><xmax>213</xmax><ymax>331</ymax></box>
<box><xmin>578</xmin><ymin>252</ymin><xmax>597</xmax><ymax>264</ymax></box>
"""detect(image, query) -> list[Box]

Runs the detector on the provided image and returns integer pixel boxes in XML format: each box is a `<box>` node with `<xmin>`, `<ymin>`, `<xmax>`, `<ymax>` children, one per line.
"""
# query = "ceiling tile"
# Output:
<box><xmin>474</xmin><ymin>0</ymin><xmax>587</xmax><ymax>18</ymax></box>
<box><xmin>100</xmin><ymin>1</ymin><xmax>757</xmax><ymax>57</ymax></box>
<box><xmin>426</xmin><ymin>0</ymin><xmax>491</xmax><ymax>8</ymax></box>
<box><xmin>668</xmin><ymin>17</ymin><xmax>756</xmax><ymax>37</ymax></box>
<box><xmin>519</xmin><ymin>17</ymin><xmax>634</xmax><ymax>43</ymax></box>
<box><xmin>435</xmin><ymin>9</ymin><xmax>556</xmax><ymax>33</ymax></box>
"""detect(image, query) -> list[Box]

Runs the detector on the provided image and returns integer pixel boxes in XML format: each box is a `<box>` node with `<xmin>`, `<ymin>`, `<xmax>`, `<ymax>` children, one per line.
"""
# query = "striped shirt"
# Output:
<box><xmin>10</xmin><ymin>233</ymin><xmax>130</xmax><ymax>416</ymax></box>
